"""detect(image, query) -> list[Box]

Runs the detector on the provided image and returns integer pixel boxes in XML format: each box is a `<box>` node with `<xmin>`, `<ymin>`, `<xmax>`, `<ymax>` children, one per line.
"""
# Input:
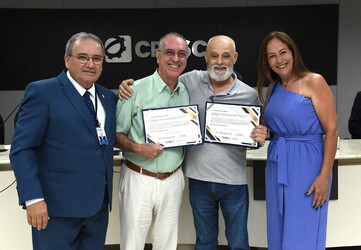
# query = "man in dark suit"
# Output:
<box><xmin>348</xmin><ymin>91</ymin><xmax>361</xmax><ymax>139</ymax></box>
<box><xmin>0</xmin><ymin>114</ymin><xmax>4</xmax><ymax>144</ymax></box>
<box><xmin>10</xmin><ymin>32</ymin><xmax>117</xmax><ymax>250</ymax></box>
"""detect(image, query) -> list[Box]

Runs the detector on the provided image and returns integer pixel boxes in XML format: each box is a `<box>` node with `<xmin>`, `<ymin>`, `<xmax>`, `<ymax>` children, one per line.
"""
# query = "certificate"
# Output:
<box><xmin>142</xmin><ymin>105</ymin><xmax>202</xmax><ymax>148</ymax></box>
<box><xmin>204</xmin><ymin>102</ymin><xmax>262</xmax><ymax>148</ymax></box>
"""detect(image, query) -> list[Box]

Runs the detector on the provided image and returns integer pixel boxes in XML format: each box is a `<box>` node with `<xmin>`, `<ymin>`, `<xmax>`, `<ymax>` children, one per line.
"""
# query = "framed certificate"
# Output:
<box><xmin>142</xmin><ymin>105</ymin><xmax>202</xmax><ymax>148</ymax></box>
<box><xmin>204</xmin><ymin>102</ymin><xmax>262</xmax><ymax>148</ymax></box>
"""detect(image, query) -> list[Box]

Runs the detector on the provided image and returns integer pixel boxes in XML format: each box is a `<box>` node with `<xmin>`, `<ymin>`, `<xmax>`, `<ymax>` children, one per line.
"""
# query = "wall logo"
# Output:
<box><xmin>104</xmin><ymin>35</ymin><xmax>207</xmax><ymax>63</ymax></box>
<box><xmin>105</xmin><ymin>35</ymin><xmax>132</xmax><ymax>63</ymax></box>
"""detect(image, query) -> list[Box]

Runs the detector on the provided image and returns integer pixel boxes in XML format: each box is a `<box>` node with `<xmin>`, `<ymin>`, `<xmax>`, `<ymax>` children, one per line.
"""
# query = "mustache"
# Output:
<box><xmin>212</xmin><ymin>64</ymin><xmax>228</xmax><ymax>70</ymax></box>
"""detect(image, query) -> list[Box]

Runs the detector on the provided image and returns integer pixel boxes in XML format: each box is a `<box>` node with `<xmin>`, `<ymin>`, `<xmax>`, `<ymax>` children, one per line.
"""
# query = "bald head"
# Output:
<box><xmin>206</xmin><ymin>35</ymin><xmax>236</xmax><ymax>54</ymax></box>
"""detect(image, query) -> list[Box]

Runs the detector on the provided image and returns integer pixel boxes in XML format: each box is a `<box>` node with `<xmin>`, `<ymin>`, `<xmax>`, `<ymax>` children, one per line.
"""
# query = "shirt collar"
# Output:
<box><xmin>66</xmin><ymin>70</ymin><xmax>96</xmax><ymax>97</ymax></box>
<box><xmin>202</xmin><ymin>71</ymin><xmax>238</xmax><ymax>96</ymax></box>
<box><xmin>153</xmin><ymin>70</ymin><xmax>181</xmax><ymax>95</ymax></box>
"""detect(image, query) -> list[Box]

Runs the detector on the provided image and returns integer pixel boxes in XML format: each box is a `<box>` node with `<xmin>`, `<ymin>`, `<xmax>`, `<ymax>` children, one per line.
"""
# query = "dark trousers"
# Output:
<box><xmin>32</xmin><ymin>202</ymin><xmax>109</xmax><ymax>250</ymax></box>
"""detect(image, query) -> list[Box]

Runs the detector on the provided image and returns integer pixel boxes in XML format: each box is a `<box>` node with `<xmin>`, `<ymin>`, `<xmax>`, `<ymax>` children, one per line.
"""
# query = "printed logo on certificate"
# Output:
<box><xmin>204</xmin><ymin>102</ymin><xmax>262</xmax><ymax>148</ymax></box>
<box><xmin>142</xmin><ymin>105</ymin><xmax>203</xmax><ymax>148</ymax></box>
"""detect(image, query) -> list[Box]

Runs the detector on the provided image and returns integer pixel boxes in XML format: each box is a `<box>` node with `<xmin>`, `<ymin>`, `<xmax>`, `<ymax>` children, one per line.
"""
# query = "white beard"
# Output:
<box><xmin>207</xmin><ymin>65</ymin><xmax>234</xmax><ymax>82</ymax></box>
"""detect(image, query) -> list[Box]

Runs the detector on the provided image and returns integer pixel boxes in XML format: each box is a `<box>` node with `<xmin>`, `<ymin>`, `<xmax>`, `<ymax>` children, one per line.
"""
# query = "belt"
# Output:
<box><xmin>271</xmin><ymin>134</ymin><xmax>323</xmax><ymax>215</ymax></box>
<box><xmin>124</xmin><ymin>160</ymin><xmax>180</xmax><ymax>180</ymax></box>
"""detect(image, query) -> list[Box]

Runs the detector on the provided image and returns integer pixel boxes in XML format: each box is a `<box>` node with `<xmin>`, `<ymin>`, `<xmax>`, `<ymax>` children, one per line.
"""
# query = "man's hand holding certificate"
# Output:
<box><xmin>142</xmin><ymin>105</ymin><xmax>202</xmax><ymax>148</ymax></box>
<box><xmin>204</xmin><ymin>102</ymin><xmax>262</xmax><ymax>148</ymax></box>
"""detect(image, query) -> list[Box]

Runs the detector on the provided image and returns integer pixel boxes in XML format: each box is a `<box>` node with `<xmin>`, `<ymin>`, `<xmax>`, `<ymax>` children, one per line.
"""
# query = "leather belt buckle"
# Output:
<box><xmin>125</xmin><ymin>160</ymin><xmax>179</xmax><ymax>180</ymax></box>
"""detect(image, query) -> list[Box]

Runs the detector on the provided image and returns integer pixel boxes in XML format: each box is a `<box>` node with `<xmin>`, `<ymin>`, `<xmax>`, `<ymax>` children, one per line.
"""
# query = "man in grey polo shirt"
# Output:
<box><xmin>119</xmin><ymin>35</ymin><xmax>267</xmax><ymax>250</ymax></box>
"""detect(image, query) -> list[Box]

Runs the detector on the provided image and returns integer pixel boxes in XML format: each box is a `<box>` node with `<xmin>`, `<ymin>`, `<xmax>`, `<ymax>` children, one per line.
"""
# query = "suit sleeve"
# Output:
<box><xmin>10</xmin><ymin>83</ymin><xmax>48</xmax><ymax>206</ymax></box>
<box><xmin>348</xmin><ymin>92</ymin><xmax>361</xmax><ymax>139</ymax></box>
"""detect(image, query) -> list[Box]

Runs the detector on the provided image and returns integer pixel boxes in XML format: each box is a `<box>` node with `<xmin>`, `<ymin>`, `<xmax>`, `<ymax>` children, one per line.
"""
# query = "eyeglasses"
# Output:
<box><xmin>159</xmin><ymin>49</ymin><xmax>188</xmax><ymax>59</ymax></box>
<box><xmin>72</xmin><ymin>54</ymin><xmax>103</xmax><ymax>65</ymax></box>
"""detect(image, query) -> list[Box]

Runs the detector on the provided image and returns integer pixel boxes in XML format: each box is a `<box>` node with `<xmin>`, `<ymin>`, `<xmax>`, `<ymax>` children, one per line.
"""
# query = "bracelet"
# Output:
<box><xmin>259</xmin><ymin>142</ymin><xmax>265</xmax><ymax>147</ymax></box>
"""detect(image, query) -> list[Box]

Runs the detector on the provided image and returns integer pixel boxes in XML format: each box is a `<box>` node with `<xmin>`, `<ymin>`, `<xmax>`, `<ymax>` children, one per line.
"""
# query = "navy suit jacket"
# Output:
<box><xmin>10</xmin><ymin>71</ymin><xmax>117</xmax><ymax>217</ymax></box>
<box><xmin>348</xmin><ymin>91</ymin><xmax>361</xmax><ymax>139</ymax></box>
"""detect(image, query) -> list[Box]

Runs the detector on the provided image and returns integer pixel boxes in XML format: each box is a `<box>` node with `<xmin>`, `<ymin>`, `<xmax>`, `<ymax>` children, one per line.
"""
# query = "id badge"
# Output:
<box><xmin>96</xmin><ymin>127</ymin><xmax>108</xmax><ymax>145</ymax></box>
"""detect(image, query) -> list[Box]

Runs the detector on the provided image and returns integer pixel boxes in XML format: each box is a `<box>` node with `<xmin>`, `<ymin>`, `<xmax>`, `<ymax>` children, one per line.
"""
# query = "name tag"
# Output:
<box><xmin>96</xmin><ymin>127</ymin><xmax>108</xmax><ymax>145</ymax></box>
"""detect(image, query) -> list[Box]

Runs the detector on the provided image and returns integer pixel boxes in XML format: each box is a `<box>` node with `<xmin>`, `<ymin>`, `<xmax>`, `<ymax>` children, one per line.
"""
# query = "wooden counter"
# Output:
<box><xmin>2</xmin><ymin>139</ymin><xmax>361</xmax><ymax>171</ymax></box>
<box><xmin>1</xmin><ymin>140</ymin><xmax>361</xmax><ymax>249</ymax></box>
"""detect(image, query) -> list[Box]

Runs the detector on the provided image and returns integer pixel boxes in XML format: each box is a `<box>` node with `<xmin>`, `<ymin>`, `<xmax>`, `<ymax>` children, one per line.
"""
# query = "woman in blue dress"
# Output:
<box><xmin>256</xmin><ymin>31</ymin><xmax>339</xmax><ymax>250</ymax></box>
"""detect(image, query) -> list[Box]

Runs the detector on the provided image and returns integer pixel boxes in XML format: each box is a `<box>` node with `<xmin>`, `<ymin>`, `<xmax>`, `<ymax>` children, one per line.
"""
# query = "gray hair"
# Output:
<box><xmin>65</xmin><ymin>32</ymin><xmax>105</xmax><ymax>56</ymax></box>
<box><xmin>158</xmin><ymin>32</ymin><xmax>188</xmax><ymax>51</ymax></box>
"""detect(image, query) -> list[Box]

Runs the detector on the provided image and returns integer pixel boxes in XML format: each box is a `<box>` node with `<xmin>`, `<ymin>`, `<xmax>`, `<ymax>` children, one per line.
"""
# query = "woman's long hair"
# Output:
<box><xmin>256</xmin><ymin>31</ymin><xmax>310</xmax><ymax>103</ymax></box>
